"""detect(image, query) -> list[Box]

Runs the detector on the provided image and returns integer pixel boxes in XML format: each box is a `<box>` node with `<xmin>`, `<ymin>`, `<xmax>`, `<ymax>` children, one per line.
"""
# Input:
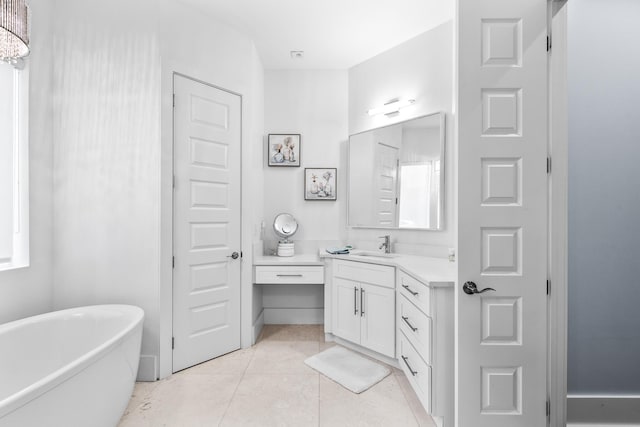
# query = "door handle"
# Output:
<box><xmin>354</xmin><ymin>286</ymin><xmax>358</xmax><ymax>315</ymax></box>
<box><xmin>401</xmin><ymin>316</ymin><xmax>418</xmax><ymax>332</ymax></box>
<box><xmin>462</xmin><ymin>281</ymin><xmax>495</xmax><ymax>295</ymax></box>
<box><xmin>402</xmin><ymin>284</ymin><xmax>419</xmax><ymax>296</ymax></box>
<box><xmin>360</xmin><ymin>288</ymin><xmax>365</xmax><ymax>317</ymax></box>
<box><xmin>227</xmin><ymin>252</ymin><xmax>240</xmax><ymax>260</ymax></box>
<box><xmin>401</xmin><ymin>355</ymin><xmax>418</xmax><ymax>376</ymax></box>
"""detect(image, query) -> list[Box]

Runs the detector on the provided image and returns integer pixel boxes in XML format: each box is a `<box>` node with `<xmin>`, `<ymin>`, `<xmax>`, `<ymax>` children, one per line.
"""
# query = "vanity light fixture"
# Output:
<box><xmin>367</xmin><ymin>98</ymin><xmax>416</xmax><ymax>117</ymax></box>
<box><xmin>0</xmin><ymin>0</ymin><xmax>30</xmax><ymax>62</ymax></box>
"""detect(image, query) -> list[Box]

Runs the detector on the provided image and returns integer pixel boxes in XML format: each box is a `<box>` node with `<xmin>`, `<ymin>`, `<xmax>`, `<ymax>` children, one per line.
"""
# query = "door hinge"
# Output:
<box><xmin>172</xmin><ymin>337</ymin><xmax>175</xmax><ymax>349</ymax></box>
<box><xmin>546</xmin><ymin>399</ymin><xmax>551</xmax><ymax>420</ymax></box>
<box><xmin>547</xmin><ymin>279</ymin><xmax>551</xmax><ymax>295</ymax></box>
<box><xmin>172</xmin><ymin>175</ymin><xmax>176</xmax><ymax>189</ymax></box>
<box><xmin>173</xmin><ymin>94</ymin><xmax>176</xmax><ymax>107</ymax></box>
<box><xmin>547</xmin><ymin>35</ymin><xmax>552</xmax><ymax>52</ymax></box>
<box><xmin>172</xmin><ymin>256</ymin><xmax>175</xmax><ymax>268</ymax></box>
<box><xmin>547</xmin><ymin>157</ymin><xmax>552</xmax><ymax>174</ymax></box>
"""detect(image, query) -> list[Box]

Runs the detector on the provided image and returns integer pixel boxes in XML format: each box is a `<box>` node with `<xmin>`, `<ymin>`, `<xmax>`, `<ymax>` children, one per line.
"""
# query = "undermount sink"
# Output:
<box><xmin>350</xmin><ymin>250</ymin><xmax>398</xmax><ymax>259</ymax></box>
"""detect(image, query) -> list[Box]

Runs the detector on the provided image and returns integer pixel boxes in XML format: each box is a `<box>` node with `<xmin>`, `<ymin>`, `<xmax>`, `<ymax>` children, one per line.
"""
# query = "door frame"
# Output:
<box><xmin>549</xmin><ymin>1</ymin><xmax>569</xmax><ymax>425</ymax></box>
<box><xmin>158</xmin><ymin>72</ymin><xmax>245</xmax><ymax>380</ymax></box>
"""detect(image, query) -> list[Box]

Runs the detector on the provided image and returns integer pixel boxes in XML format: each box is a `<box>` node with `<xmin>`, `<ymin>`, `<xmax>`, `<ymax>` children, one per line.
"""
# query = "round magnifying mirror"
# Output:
<box><xmin>273</xmin><ymin>213</ymin><xmax>298</xmax><ymax>242</ymax></box>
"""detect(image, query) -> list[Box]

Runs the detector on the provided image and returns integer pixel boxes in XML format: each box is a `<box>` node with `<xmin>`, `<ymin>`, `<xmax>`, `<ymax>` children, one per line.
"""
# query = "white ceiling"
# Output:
<box><xmin>176</xmin><ymin>0</ymin><xmax>454</xmax><ymax>69</ymax></box>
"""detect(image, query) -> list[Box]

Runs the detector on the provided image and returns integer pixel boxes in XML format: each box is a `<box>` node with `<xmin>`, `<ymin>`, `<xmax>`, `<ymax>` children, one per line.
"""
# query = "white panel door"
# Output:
<box><xmin>375</xmin><ymin>143</ymin><xmax>399</xmax><ymax>226</ymax></box>
<box><xmin>360</xmin><ymin>283</ymin><xmax>395</xmax><ymax>358</ymax></box>
<box><xmin>332</xmin><ymin>278</ymin><xmax>361</xmax><ymax>344</ymax></box>
<box><xmin>173</xmin><ymin>75</ymin><xmax>241</xmax><ymax>373</ymax></box>
<box><xmin>457</xmin><ymin>0</ymin><xmax>548</xmax><ymax>426</ymax></box>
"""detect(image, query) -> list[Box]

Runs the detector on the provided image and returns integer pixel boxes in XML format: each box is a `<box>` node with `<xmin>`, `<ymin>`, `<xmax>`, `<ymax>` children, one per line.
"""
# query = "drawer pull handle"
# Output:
<box><xmin>401</xmin><ymin>355</ymin><xmax>418</xmax><ymax>376</ymax></box>
<box><xmin>276</xmin><ymin>274</ymin><xmax>304</xmax><ymax>277</ymax></box>
<box><xmin>360</xmin><ymin>288</ymin><xmax>365</xmax><ymax>317</ymax></box>
<box><xmin>354</xmin><ymin>286</ymin><xmax>358</xmax><ymax>315</ymax></box>
<box><xmin>402</xmin><ymin>284</ymin><xmax>419</xmax><ymax>296</ymax></box>
<box><xmin>402</xmin><ymin>316</ymin><xmax>418</xmax><ymax>332</ymax></box>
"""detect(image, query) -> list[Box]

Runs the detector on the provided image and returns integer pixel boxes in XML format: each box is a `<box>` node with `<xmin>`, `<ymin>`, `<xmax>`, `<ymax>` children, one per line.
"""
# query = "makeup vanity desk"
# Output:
<box><xmin>253</xmin><ymin>254</ymin><xmax>324</xmax><ymax>285</ymax></box>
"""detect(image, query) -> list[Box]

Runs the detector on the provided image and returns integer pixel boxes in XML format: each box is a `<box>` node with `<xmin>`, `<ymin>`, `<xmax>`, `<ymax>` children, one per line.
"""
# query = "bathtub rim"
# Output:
<box><xmin>0</xmin><ymin>304</ymin><xmax>144</xmax><ymax>419</ymax></box>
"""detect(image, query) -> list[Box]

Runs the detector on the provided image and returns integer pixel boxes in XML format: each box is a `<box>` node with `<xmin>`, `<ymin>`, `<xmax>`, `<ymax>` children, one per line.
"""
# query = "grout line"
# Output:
<box><xmin>217</xmin><ymin>348</ymin><xmax>256</xmax><ymax>427</ymax></box>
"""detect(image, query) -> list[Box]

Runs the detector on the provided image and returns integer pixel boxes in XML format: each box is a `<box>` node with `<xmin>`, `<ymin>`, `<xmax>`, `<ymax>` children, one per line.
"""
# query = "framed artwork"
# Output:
<box><xmin>305</xmin><ymin>168</ymin><xmax>337</xmax><ymax>201</ymax></box>
<box><xmin>268</xmin><ymin>134</ymin><xmax>301</xmax><ymax>167</ymax></box>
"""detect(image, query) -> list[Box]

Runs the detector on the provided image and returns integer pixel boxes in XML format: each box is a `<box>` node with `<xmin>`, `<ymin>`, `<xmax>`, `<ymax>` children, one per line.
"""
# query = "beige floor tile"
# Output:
<box><xmin>119</xmin><ymin>325</ymin><xmax>438</xmax><ymax>427</ymax></box>
<box><xmin>319</xmin><ymin>374</ymin><xmax>419</xmax><ymax>427</ymax></box>
<box><xmin>395</xmin><ymin>374</ymin><xmax>438</xmax><ymax>427</ymax></box>
<box><xmin>119</xmin><ymin>381</ymin><xmax>160</xmax><ymax>421</ymax></box>
<box><xmin>318</xmin><ymin>341</ymin><xmax>337</xmax><ymax>352</ymax></box>
<box><xmin>259</xmin><ymin>324</ymin><xmax>325</xmax><ymax>342</ymax></box>
<box><xmin>119</xmin><ymin>373</ymin><xmax>241</xmax><ymax>427</ymax></box>
<box><xmin>220</xmin><ymin>373</ymin><xmax>319</xmax><ymax>427</ymax></box>
<box><xmin>183</xmin><ymin>347</ymin><xmax>255</xmax><ymax>376</ymax></box>
<box><xmin>246</xmin><ymin>340</ymin><xmax>320</xmax><ymax>374</ymax></box>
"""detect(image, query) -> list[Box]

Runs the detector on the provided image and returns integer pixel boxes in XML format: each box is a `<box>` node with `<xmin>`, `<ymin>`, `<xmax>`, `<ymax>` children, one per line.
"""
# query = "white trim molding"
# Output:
<box><xmin>567</xmin><ymin>396</ymin><xmax>640</xmax><ymax>425</ymax></box>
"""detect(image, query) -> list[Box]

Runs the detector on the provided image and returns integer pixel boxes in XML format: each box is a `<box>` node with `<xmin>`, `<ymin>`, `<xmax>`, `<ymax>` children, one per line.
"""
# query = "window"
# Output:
<box><xmin>0</xmin><ymin>60</ymin><xmax>29</xmax><ymax>271</ymax></box>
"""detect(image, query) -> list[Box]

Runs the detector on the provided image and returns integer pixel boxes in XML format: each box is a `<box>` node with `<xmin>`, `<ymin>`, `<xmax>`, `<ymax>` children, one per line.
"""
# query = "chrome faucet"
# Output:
<box><xmin>379</xmin><ymin>235</ymin><xmax>391</xmax><ymax>254</ymax></box>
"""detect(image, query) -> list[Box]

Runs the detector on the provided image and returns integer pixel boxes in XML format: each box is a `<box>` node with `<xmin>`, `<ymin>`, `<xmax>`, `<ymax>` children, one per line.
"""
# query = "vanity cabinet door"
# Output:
<box><xmin>332</xmin><ymin>278</ymin><xmax>361</xmax><ymax>344</ymax></box>
<box><xmin>360</xmin><ymin>283</ymin><xmax>396</xmax><ymax>358</ymax></box>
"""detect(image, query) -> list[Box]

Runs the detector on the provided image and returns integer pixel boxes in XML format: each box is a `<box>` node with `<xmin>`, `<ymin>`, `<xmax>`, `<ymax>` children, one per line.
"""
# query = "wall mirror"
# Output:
<box><xmin>348</xmin><ymin>112</ymin><xmax>445</xmax><ymax>230</ymax></box>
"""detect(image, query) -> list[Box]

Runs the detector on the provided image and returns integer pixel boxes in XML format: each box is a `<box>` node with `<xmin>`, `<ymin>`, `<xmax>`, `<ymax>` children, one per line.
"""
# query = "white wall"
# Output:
<box><xmin>347</xmin><ymin>22</ymin><xmax>455</xmax><ymax>253</ymax></box>
<box><xmin>261</xmin><ymin>70</ymin><xmax>348</xmax><ymax>324</ymax></box>
<box><xmin>568</xmin><ymin>0</ymin><xmax>640</xmax><ymax>395</ymax></box>
<box><xmin>0</xmin><ymin>0</ymin><xmax>54</xmax><ymax>324</ymax></box>
<box><xmin>50</xmin><ymin>0</ymin><xmax>264</xmax><ymax>380</ymax></box>
<box><xmin>51</xmin><ymin>0</ymin><xmax>162</xmax><ymax>379</ymax></box>
<box><xmin>263</xmin><ymin>70</ymin><xmax>349</xmax><ymax>249</ymax></box>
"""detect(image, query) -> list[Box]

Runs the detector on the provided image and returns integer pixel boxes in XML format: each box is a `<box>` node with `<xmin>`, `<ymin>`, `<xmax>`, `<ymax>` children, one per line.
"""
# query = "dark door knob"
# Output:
<box><xmin>227</xmin><ymin>252</ymin><xmax>240</xmax><ymax>260</ymax></box>
<box><xmin>462</xmin><ymin>281</ymin><xmax>496</xmax><ymax>295</ymax></box>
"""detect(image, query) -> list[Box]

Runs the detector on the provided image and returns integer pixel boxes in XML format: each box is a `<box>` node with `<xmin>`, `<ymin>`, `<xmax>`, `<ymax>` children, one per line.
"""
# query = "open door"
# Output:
<box><xmin>457</xmin><ymin>0</ymin><xmax>549</xmax><ymax>425</ymax></box>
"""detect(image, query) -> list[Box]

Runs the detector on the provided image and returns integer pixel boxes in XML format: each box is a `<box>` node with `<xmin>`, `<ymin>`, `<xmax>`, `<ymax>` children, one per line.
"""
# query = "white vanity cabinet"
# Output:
<box><xmin>396</xmin><ymin>270</ymin><xmax>454</xmax><ymax>426</ymax></box>
<box><xmin>331</xmin><ymin>259</ymin><xmax>396</xmax><ymax>358</ymax></box>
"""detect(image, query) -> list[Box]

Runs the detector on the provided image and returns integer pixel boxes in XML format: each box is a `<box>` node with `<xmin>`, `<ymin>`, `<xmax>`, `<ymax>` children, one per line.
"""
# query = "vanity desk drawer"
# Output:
<box><xmin>255</xmin><ymin>266</ymin><xmax>324</xmax><ymax>284</ymax></box>
<box><xmin>398</xmin><ymin>271</ymin><xmax>431</xmax><ymax>316</ymax></box>
<box><xmin>333</xmin><ymin>259</ymin><xmax>395</xmax><ymax>289</ymax></box>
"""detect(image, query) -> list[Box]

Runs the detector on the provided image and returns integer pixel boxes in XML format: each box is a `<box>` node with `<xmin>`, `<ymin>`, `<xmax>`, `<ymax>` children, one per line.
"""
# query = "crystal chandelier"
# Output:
<box><xmin>0</xmin><ymin>0</ymin><xmax>29</xmax><ymax>61</ymax></box>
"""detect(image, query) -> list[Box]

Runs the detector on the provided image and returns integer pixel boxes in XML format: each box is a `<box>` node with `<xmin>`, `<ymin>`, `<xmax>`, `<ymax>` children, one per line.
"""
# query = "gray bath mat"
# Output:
<box><xmin>304</xmin><ymin>346</ymin><xmax>391</xmax><ymax>394</ymax></box>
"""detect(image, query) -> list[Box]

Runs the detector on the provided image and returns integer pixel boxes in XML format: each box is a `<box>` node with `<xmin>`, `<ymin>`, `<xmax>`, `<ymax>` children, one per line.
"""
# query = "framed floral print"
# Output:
<box><xmin>305</xmin><ymin>168</ymin><xmax>337</xmax><ymax>201</ymax></box>
<box><xmin>268</xmin><ymin>134</ymin><xmax>301</xmax><ymax>167</ymax></box>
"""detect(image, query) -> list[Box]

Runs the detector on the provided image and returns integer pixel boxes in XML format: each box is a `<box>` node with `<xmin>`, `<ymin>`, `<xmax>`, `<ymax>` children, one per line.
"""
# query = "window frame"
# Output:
<box><xmin>0</xmin><ymin>61</ymin><xmax>30</xmax><ymax>272</ymax></box>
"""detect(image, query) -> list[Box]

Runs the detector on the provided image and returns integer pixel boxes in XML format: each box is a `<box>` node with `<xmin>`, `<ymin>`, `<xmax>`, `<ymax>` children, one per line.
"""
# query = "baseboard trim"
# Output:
<box><xmin>567</xmin><ymin>396</ymin><xmax>640</xmax><ymax>424</ymax></box>
<box><xmin>329</xmin><ymin>334</ymin><xmax>399</xmax><ymax>368</ymax></box>
<box><xmin>252</xmin><ymin>310</ymin><xmax>265</xmax><ymax>344</ymax></box>
<box><xmin>263</xmin><ymin>308</ymin><xmax>323</xmax><ymax>325</ymax></box>
<box><xmin>137</xmin><ymin>354</ymin><xmax>157</xmax><ymax>381</ymax></box>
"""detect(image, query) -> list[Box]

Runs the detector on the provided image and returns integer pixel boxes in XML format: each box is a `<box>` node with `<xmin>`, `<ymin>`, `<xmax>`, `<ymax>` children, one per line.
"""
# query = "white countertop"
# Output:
<box><xmin>320</xmin><ymin>250</ymin><xmax>456</xmax><ymax>288</ymax></box>
<box><xmin>253</xmin><ymin>254</ymin><xmax>324</xmax><ymax>266</ymax></box>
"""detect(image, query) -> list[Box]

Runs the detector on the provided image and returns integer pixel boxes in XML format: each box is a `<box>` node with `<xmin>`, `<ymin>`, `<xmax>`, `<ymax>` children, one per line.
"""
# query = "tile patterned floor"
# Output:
<box><xmin>119</xmin><ymin>325</ymin><xmax>436</xmax><ymax>427</ymax></box>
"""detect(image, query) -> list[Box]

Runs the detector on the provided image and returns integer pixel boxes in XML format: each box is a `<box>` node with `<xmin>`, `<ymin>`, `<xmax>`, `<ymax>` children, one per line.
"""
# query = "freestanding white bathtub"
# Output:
<box><xmin>0</xmin><ymin>305</ymin><xmax>144</xmax><ymax>427</ymax></box>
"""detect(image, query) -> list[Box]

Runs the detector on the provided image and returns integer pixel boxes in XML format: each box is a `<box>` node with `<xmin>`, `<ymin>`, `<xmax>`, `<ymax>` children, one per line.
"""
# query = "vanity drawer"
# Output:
<box><xmin>398</xmin><ymin>294</ymin><xmax>432</xmax><ymax>365</ymax></box>
<box><xmin>254</xmin><ymin>266</ymin><xmax>324</xmax><ymax>284</ymax></box>
<box><xmin>399</xmin><ymin>331</ymin><xmax>432</xmax><ymax>413</ymax></box>
<box><xmin>333</xmin><ymin>260</ymin><xmax>395</xmax><ymax>289</ymax></box>
<box><xmin>398</xmin><ymin>271</ymin><xmax>431</xmax><ymax>316</ymax></box>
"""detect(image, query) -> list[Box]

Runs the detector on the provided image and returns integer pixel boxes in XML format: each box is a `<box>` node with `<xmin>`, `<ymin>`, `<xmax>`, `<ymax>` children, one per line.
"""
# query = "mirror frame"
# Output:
<box><xmin>347</xmin><ymin>112</ymin><xmax>446</xmax><ymax>231</ymax></box>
